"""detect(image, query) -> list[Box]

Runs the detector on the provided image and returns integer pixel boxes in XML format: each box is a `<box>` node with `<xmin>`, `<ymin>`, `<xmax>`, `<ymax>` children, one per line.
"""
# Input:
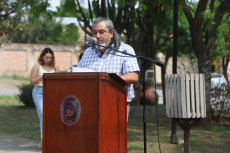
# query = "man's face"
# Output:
<box><xmin>92</xmin><ymin>21</ymin><xmax>114</xmax><ymax>50</ymax></box>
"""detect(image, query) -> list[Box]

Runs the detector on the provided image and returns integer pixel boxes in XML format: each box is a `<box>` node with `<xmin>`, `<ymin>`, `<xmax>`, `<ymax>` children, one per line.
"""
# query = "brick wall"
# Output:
<box><xmin>0</xmin><ymin>43</ymin><xmax>81</xmax><ymax>76</ymax></box>
<box><xmin>1</xmin><ymin>43</ymin><xmax>229</xmax><ymax>83</ymax></box>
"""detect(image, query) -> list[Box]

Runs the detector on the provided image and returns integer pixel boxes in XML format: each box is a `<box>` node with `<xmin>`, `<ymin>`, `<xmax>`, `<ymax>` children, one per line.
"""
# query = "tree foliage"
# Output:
<box><xmin>9</xmin><ymin>18</ymin><xmax>79</xmax><ymax>45</ymax></box>
<box><xmin>58</xmin><ymin>0</ymin><xmax>175</xmax><ymax>59</ymax></box>
<box><xmin>159</xmin><ymin>12</ymin><xmax>194</xmax><ymax>58</ymax></box>
<box><xmin>1</xmin><ymin>0</ymin><xmax>79</xmax><ymax>45</ymax></box>
<box><xmin>0</xmin><ymin>0</ymin><xmax>24</xmax><ymax>36</ymax></box>
<box><xmin>0</xmin><ymin>0</ymin><xmax>54</xmax><ymax>35</ymax></box>
<box><xmin>214</xmin><ymin>15</ymin><xmax>230</xmax><ymax>58</ymax></box>
<box><xmin>183</xmin><ymin>0</ymin><xmax>230</xmax><ymax>123</ymax></box>
<box><xmin>215</xmin><ymin>13</ymin><xmax>230</xmax><ymax>82</ymax></box>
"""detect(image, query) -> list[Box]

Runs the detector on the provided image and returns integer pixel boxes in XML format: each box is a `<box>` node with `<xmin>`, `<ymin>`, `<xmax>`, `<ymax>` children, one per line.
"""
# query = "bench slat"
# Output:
<box><xmin>181</xmin><ymin>75</ymin><xmax>187</xmax><ymax>118</ymax></box>
<box><xmin>170</xmin><ymin>75</ymin><xmax>174</xmax><ymax>117</ymax></box>
<box><xmin>186</xmin><ymin>74</ymin><xmax>191</xmax><ymax>118</ymax></box>
<box><xmin>195</xmin><ymin>74</ymin><xmax>201</xmax><ymax>118</ymax></box>
<box><xmin>177</xmin><ymin>75</ymin><xmax>182</xmax><ymax>118</ymax></box>
<box><xmin>165</xmin><ymin>75</ymin><xmax>170</xmax><ymax>117</ymax></box>
<box><xmin>174</xmin><ymin>75</ymin><xmax>178</xmax><ymax>118</ymax></box>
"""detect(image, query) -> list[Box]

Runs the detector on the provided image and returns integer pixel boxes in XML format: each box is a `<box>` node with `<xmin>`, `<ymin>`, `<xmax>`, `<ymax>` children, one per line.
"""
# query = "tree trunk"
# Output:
<box><xmin>196</xmin><ymin>35</ymin><xmax>215</xmax><ymax>126</ymax></box>
<box><xmin>197</xmin><ymin>53</ymin><xmax>212</xmax><ymax>126</ymax></box>
<box><xmin>222</xmin><ymin>54</ymin><xmax>229</xmax><ymax>84</ymax></box>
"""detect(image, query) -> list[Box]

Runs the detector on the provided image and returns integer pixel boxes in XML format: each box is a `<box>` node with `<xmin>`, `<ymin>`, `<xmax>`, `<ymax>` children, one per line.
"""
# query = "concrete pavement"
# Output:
<box><xmin>0</xmin><ymin>90</ymin><xmax>19</xmax><ymax>96</ymax></box>
<box><xmin>0</xmin><ymin>133</ymin><xmax>41</xmax><ymax>153</ymax></box>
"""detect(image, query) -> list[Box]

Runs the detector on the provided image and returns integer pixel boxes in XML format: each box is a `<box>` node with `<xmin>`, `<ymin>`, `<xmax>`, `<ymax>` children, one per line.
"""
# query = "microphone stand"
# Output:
<box><xmin>89</xmin><ymin>42</ymin><xmax>164</xmax><ymax>153</ymax></box>
<box><xmin>140</xmin><ymin>60</ymin><xmax>147</xmax><ymax>153</ymax></box>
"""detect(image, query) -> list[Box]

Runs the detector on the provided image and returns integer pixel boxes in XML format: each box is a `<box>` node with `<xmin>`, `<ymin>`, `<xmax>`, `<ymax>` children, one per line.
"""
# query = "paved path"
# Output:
<box><xmin>0</xmin><ymin>133</ymin><xmax>41</xmax><ymax>153</ymax></box>
<box><xmin>0</xmin><ymin>90</ymin><xmax>19</xmax><ymax>96</ymax></box>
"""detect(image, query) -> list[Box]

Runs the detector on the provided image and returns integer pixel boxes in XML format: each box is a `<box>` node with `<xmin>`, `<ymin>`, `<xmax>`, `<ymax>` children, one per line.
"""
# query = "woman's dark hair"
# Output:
<box><xmin>38</xmin><ymin>48</ymin><xmax>55</xmax><ymax>67</ymax></box>
<box><xmin>93</xmin><ymin>17</ymin><xmax>122</xmax><ymax>50</ymax></box>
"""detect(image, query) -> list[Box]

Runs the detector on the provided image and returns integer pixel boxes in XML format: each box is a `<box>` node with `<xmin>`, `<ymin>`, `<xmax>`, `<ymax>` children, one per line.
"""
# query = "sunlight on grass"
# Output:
<box><xmin>0</xmin><ymin>75</ymin><xmax>30</xmax><ymax>90</ymax></box>
<box><xmin>0</xmin><ymin>96</ymin><xmax>23</xmax><ymax>106</ymax></box>
<box><xmin>127</xmin><ymin>105</ymin><xmax>230</xmax><ymax>153</ymax></box>
<box><xmin>0</xmin><ymin>96</ymin><xmax>229</xmax><ymax>152</ymax></box>
<box><xmin>0</xmin><ymin>75</ymin><xmax>30</xmax><ymax>81</ymax></box>
<box><xmin>0</xmin><ymin>96</ymin><xmax>40</xmax><ymax>141</ymax></box>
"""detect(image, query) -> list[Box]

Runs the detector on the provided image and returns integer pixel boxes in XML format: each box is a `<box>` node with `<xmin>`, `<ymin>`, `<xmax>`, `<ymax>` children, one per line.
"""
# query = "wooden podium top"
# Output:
<box><xmin>44</xmin><ymin>72</ymin><xmax>127</xmax><ymax>90</ymax></box>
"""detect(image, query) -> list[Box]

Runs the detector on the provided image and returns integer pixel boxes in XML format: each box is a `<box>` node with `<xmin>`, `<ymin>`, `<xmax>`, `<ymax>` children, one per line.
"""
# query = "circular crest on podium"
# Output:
<box><xmin>60</xmin><ymin>95</ymin><xmax>81</xmax><ymax>126</ymax></box>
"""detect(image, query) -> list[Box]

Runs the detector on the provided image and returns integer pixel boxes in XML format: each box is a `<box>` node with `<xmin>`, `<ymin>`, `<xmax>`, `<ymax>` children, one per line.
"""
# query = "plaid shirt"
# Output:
<box><xmin>78</xmin><ymin>42</ymin><xmax>140</xmax><ymax>102</ymax></box>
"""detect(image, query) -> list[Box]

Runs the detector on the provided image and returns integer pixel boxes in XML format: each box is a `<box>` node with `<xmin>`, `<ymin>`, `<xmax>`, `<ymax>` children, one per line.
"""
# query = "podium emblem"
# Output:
<box><xmin>60</xmin><ymin>95</ymin><xmax>81</xmax><ymax>126</ymax></box>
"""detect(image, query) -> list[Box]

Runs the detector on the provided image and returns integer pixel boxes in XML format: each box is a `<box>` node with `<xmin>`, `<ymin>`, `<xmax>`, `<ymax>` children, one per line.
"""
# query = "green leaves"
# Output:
<box><xmin>0</xmin><ymin>0</ymin><xmax>23</xmax><ymax>34</ymax></box>
<box><xmin>64</xmin><ymin>23</ymin><xmax>79</xmax><ymax>43</ymax></box>
<box><xmin>201</xmin><ymin>9</ymin><xmax>215</xmax><ymax>20</ymax></box>
<box><xmin>2</xmin><ymin>0</ymin><xmax>80</xmax><ymax>45</ymax></box>
<box><xmin>9</xmin><ymin>17</ymin><xmax>79</xmax><ymax>45</ymax></box>
<box><xmin>214</xmin><ymin>14</ymin><xmax>230</xmax><ymax>58</ymax></box>
<box><xmin>117</xmin><ymin>0</ymin><xmax>126</xmax><ymax>7</ymax></box>
<box><xmin>57</xmin><ymin>0</ymin><xmax>77</xmax><ymax>17</ymax></box>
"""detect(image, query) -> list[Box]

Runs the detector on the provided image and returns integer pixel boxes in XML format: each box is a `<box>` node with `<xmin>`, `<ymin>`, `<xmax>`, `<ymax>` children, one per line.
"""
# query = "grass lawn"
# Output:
<box><xmin>0</xmin><ymin>96</ymin><xmax>40</xmax><ymax>141</ymax></box>
<box><xmin>128</xmin><ymin>105</ymin><xmax>230</xmax><ymax>153</ymax></box>
<box><xmin>0</xmin><ymin>75</ymin><xmax>30</xmax><ymax>90</ymax></box>
<box><xmin>0</xmin><ymin>96</ymin><xmax>230</xmax><ymax>153</ymax></box>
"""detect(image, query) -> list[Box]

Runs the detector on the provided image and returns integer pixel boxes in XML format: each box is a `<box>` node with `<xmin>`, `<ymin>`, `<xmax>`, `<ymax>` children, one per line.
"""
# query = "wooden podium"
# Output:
<box><xmin>43</xmin><ymin>72</ymin><xmax>127</xmax><ymax>153</ymax></box>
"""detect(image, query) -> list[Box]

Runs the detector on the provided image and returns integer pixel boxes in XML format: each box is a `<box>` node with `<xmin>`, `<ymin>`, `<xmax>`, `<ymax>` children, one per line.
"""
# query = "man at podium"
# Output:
<box><xmin>77</xmin><ymin>17</ymin><xmax>140</xmax><ymax>120</ymax></box>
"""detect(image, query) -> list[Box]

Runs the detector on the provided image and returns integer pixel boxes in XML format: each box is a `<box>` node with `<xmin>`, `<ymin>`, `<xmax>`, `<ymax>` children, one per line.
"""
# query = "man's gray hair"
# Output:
<box><xmin>93</xmin><ymin>17</ymin><xmax>122</xmax><ymax>50</ymax></box>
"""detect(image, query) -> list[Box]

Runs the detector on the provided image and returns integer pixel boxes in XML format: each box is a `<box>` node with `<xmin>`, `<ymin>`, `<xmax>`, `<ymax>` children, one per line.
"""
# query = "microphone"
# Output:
<box><xmin>85</xmin><ymin>37</ymin><xmax>97</xmax><ymax>46</ymax></box>
<box><xmin>154</xmin><ymin>61</ymin><xmax>165</xmax><ymax>67</ymax></box>
<box><xmin>138</xmin><ymin>56</ymin><xmax>165</xmax><ymax>67</ymax></box>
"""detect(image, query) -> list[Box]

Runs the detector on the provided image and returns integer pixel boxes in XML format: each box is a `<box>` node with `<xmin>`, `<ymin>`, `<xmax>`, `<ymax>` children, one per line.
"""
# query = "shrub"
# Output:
<box><xmin>210</xmin><ymin>85</ymin><xmax>230</xmax><ymax>122</ymax></box>
<box><xmin>16</xmin><ymin>84</ymin><xmax>35</xmax><ymax>107</ymax></box>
